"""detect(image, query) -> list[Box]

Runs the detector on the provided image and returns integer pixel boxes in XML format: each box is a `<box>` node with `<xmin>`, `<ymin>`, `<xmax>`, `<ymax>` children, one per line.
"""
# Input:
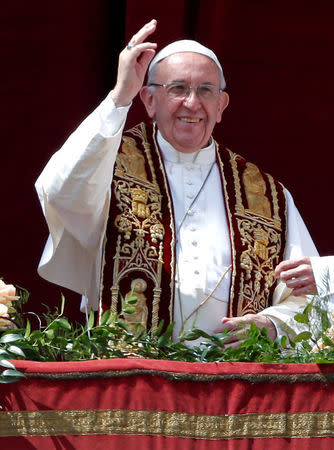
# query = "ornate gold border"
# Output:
<box><xmin>20</xmin><ymin>369</ymin><xmax>334</xmax><ymax>384</ymax></box>
<box><xmin>151</xmin><ymin>123</ymin><xmax>176</xmax><ymax>322</ymax></box>
<box><xmin>2</xmin><ymin>409</ymin><xmax>334</xmax><ymax>439</ymax></box>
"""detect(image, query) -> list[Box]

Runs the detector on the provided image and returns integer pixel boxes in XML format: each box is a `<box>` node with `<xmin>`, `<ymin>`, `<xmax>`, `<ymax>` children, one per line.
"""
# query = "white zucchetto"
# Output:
<box><xmin>148</xmin><ymin>39</ymin><xmax>226</xmax><ymax>90</ymax></box>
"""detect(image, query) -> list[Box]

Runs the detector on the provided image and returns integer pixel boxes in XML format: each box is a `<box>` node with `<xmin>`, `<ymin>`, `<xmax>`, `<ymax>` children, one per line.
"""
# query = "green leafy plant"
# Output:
<box><xmin>1</xmin><ymin>283</ymin><xmax>334</xmax><ymax>384</ymax></box>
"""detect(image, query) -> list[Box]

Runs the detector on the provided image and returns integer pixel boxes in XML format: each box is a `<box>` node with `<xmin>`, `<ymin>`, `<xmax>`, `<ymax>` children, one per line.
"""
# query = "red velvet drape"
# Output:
<box><xmin>2</xmin><ymin>1</ymin><xmax>334</xmax><ymax>321</ymax></box>
<box><xmin>2</xmin><ymin>2</ymin><xmax>125</xmax><ymax>321</ymax></box>
<box><xmin>2</xmin><ymin>359</ymin><xmax>334</xmax><ymax>448</ymax></box>
<box><xmin>125</xmin><ymin>0</ymin><xmax>334</xmax><ymax>258</ymax></box>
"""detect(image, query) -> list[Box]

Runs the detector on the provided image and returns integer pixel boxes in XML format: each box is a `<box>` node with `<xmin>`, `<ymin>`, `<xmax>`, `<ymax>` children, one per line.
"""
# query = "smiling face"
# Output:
<box><xmin>140</xmin><ymin>52</ymin><xmax>229</xmax><ymax>153</ymax></box>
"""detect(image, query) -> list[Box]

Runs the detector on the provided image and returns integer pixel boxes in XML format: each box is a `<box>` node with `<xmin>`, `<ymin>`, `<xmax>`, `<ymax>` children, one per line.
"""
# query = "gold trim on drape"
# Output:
<box><xmin>20</xmin><ymin>369</ymin><xmax>334</xmax><ymax>384</ymax></box>
<box><xmin>2</xmin><ymin>409</ymin><xmax>334</xmax><ymax>439</ymax></box>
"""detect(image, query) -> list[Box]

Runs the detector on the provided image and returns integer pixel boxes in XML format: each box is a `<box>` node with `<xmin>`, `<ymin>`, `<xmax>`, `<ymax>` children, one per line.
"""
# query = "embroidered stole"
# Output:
<box><xmin>99</xmin><ymin>122</ymin><xmax>286</xmax><ymax>331</ymax></box>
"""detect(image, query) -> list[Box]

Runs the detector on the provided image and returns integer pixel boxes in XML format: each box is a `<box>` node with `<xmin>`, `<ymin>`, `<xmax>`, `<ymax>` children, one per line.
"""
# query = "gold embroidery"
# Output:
<box><xmin>243</xmin><ymin>162</ymin><xmax>272</xmax><ymax>218</ymax></box>
<box><xmin>19</xmin><ymin>369</ymin><xmax>334</xmax><ymax>384</ymax></box>
<box><xmin>253</xmin><ymin>228</ymin><xmax>269</xmax><ymax>260</ymax></box>
<box><xmin>130</xmin><ymin>187</ymin><xmax>150</xmax><ymax>218</ymax></box>
<box><xmin>216</xmin><ymin>146</ymin><xmax>285</xmax><ymax>316</ymax></box>
<box><xmin>216</xmin><ymin>147</ymin><xmax>238</xmax><ymax>310</ymax></box>
<box><xmin>151</xmin><ymin>125</ymin><xmax>176</xmax><ymax>323</ymax></box>
<box><xmin>117</xmin><ymin>136</ymin><xmax>148</xmax><ymax>180</ymax></box>
<box><xmin>267</xmin><ymin>172</ymin><xmax>283</xmax><ymax>228</ymax></box>
<box><xmin>229</xmin><ymin>151</ymin><xmax>244</xmax><ymax>215</ymax></box>
<box><xmin>123</xmin><ymin>278</ymin><xmax>148</xmax><ymax>333</ymax></box>
<box><xmin>109</xmin><ymin>125</ymin><xmax>167</xmax><ymax>331</ymax></box>
<box><xmin>131</xmin><ymin>123</ymin><xmax>158</xmax><ymax>185</ymax></box>
<box><xmin>238</xmin><ymin>218</ymin><xmax>280</xmax><ymax>315</ymax></box>
<box><xmin>2</xmin><ymin>409</ymin><xmax>334</xmax><ymax>439</ymax></box>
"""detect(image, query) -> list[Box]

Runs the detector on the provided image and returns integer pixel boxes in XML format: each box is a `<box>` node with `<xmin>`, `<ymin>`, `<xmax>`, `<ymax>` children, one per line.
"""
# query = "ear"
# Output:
<box><xmin>216</xmin><ymin>92</ymin><xmax>229</xmax><ymax>123</ymax></box>
<box><xmin>140</xmin><ymin>86</ymin><xmax>156</xmax><ymax>119</ymax></box>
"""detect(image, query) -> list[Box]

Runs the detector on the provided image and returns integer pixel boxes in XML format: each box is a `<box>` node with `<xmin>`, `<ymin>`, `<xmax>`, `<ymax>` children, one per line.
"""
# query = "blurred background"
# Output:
<box><xmin>2</xmin><ymin>0</ymin><xmax>334</xmax><ymax>322</ymax></box>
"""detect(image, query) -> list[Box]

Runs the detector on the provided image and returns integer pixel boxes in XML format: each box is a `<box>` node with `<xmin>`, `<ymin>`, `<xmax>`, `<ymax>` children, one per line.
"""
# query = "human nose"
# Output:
<box><xmin>182</xmin><ymin>87</ymin><xmax>202</xmax><ymax>108</ymax></box>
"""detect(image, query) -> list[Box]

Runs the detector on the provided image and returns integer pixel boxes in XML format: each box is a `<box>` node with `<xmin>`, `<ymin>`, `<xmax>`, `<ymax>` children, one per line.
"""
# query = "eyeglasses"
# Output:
<box><xmin>148</xmin><ymin>82</ymin><xmax>223</xmax><ymax>102</ymax></box>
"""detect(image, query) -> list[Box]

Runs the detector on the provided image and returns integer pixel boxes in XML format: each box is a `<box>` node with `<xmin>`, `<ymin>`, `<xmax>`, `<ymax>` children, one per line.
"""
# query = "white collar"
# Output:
<box><xmin>157</xmin><ymin>130</ymin><xmax>216</xmax><ymax>165</ymax></box>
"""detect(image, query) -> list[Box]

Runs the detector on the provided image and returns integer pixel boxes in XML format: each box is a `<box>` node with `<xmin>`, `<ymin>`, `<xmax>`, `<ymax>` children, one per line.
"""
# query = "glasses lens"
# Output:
<box><xmin>166</xmin><ymin>83</ymin><xmax>188</xmax><ymax>98</ymax></box>
<box><xmin>197</xmin><ymin>85</ymin><xmax>217</xmax><ymax>101</ymax></box>
<box><xmin>164</xmin><ymin>83</ymin><xmax>220</xmax><ymax>102</ymax></box>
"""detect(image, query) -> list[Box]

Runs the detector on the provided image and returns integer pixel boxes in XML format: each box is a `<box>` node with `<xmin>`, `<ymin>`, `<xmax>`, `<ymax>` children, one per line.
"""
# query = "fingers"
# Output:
<box><xmin>126</xmin><ymin>42</ymin><xmax>157</xmax><ymax>66</ymax></box>
<box><xmin>221</xmin><ymin>316</ymin><xmax>248</xmax><ymax>330</ymax></box>
<box><xmin>215</xmin><ymin>319</ymin><xmax>247</xmax><ymax>350</ymax></box>
<box><xmin>222</xmin><ymin>329</ymin><xmax>249</xmax><ymax>345</ymax></box>
<box><xmin>215</xmin><ymin>314</ymin><xmax>277</xmax><ymax>344</ymax></box>
<box><xmin>124</xmin><ymin>19</ymin><xmax>158</xmax><ymax>68</ymax></box>
<box><xmin>127</xmin><ymin>19</ymin><xmax>157</xmax><ymax>48</ymax></box>
<box><xmin>291</xmin><ymin>283</ymin><xmax>317</xmax><ymax>297</ymax></box>
<box><xmin>214</xmin><ymin>316</ymin><xmax>251</xmax><ymax>349</ymax></box>
<box><xmin>274</xmin><ymin>256</ymin><xmax>311</xmax><ymax>278</ymax></box>
<box><xmin>112</xmin><ymin>20</ymin><xmax>158</xmax><ymax>107</ymax></box>
<box><xmin>124</xmin><ymin>19</ymin><xmax>158</xmax><ymax>67</ymax></box>
<box><xmin>285</xmin><ymin>271</ymin><xmax>317</xmax><ymax>295</ymax></box>
<box><xmin>215</xmin><ymin>316</ymin><xmax>247</xmax><ymax>334</ymax></box>
<box><xmin>275</xmin><ymin>257</ymin><xmax>317</xmax><ymax>296</ymax></box>
<box><xmin>223</xmin><ymin>339</ymin><xmax>245</xmax><ymax>350</ymax></box>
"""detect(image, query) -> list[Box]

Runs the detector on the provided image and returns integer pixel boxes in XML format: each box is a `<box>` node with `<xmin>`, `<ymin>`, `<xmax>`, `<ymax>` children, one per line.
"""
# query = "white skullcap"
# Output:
<box><xmin>148</xmin><ymin>39</ymin><xmax>226</xmax><ymax>90</ymax></box>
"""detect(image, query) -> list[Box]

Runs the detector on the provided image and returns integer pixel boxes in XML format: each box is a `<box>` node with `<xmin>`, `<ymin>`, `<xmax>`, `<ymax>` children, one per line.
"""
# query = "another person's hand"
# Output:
<box><xmin>215</xmin><ymin>314</ymin><xmax>277</xmax><ymax>348</ymax></box>
<box><xmin>111</xmin><ymin>19</ymin><xmax>158</xmax><ymax>107</ymax></box>
<box><xmin>275</xmin><ymin>256</ymin><xmax>317</xmax><ymax>296</ymax></box>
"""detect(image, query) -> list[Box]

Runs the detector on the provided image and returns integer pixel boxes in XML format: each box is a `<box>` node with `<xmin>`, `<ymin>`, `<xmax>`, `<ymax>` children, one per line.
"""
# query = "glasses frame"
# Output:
<box><xmin>148</xmin><ymin>82</ymin><xmax>224</xmax><ymax>102</ymax></box>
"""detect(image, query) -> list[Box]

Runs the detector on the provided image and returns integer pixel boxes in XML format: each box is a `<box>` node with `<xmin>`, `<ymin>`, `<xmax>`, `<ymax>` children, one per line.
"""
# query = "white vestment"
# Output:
<box><xmin>35</xmin><ymin>92</ymin><xmax>319</xmax><ymax>341</ymax></box>
<box><xmin>311</xmin><ymin>256</ymin><xmax>334</xmax><ymax>299</ymax></box>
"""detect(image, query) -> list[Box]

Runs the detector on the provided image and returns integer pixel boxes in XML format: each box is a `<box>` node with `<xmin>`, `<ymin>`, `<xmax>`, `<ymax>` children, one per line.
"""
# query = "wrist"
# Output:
<box><xmin>111</xmin><ymin>87</ymin><xmax>133</xmax><ymax>108</ymax></box>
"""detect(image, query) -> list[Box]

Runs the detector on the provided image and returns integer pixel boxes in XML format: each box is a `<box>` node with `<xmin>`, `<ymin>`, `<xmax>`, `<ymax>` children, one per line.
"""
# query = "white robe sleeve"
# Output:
<box><xmin>258</xmin><ymin>188</ymin><xmax>319</xmax><ymax>336</ymax></box>
<box><xmin>35</xmin><ymin>92</ymin><xmax>130</xmax><ymax>309</ymax></box>
<box><xmin>310</xmin><ymin>256</ymin><xmax>334</xmax><ymax>297</ymax></box>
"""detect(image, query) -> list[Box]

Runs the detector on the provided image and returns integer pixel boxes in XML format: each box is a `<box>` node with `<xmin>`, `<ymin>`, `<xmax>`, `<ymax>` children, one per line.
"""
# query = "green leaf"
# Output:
<box><xmin>0</xmin><ymin>349</ymin><xmax>12</xmax><ymax>356</ymax></box>
<box><xmin>7</xmin><ymin>345</ymin><xmax>25</xmax><ymax>358</ymax></box>
<box><xmin>29</xmin><ymin>330</ymin><xmax>44</xmax><ymax>340</ymax></box>
<box><xmin>87</xmin><ymin>310</ymin><xmax>95</xmax><ymax>330</ymax></box>
<box><xmin>24</xmin><ymin>320</ymin><xmax>31</xmax><ymax>339</ymax></box>
<box><xmin>183</xmin><ymin>329</ymin><xmax>213</xmax><ymax>341</ymax></box>
<box><xmin>0</xmin><ymin>351</ymin><xmax>12</xmax><ymax>361</ymax></box>
<box><xmin>293</xmin><ymin>313</ymin><xmax>309</xmax><ymax>324</ymax></box>
<box><xmin>321</xmin><ymin>311</ymin><xmax>331</xmax><ymax>331</ymax></box>
<box><xmin>303</xmin><ymin>301</ymin><xmax>314</xmax><ymax>317</ymax></box>
<box><xmin>0</xmin><ymin>333</ymin><xmax>22</xmax><ymax>344</ymax></box>
<box><xmin>120</xmin><ymin>295</ymin><xmax>126</xmax><ymax>311</ymax></box>
<box><xmin>45</xmin><ymin>329</ymin><xmax>55</xmax><ymax>340</ymax></box>
<box><xmin>60</xmin><ymin>293</ymin><xmax>65</xmax><ymax>316</ymax></box>
<box><xmin>54</xmin><ymin>336</ymin><xmax>69</xmax><ymax>347</ymax></box>
<box><xmin>2</xmin><ymin>369</ymin><xmax>26</xmax><ymax>378</ymax></box>
<box><xmin>126</xmin><ymin>296</ymin><xmax>138</xmax><ymax>305</ymax></box>
<box><xmin>158</xmin><ymin>323</ymin><xmax>174</xmax><ymax>346</ymax></box>
<box><xmin>116</xmin><ymin>321</ymin><xmax>131</xmax><ymax>332</ymax></box>
<box><xmin>0</xmin><ymin>377</ymin><xmax>25</xmax><ymax>384</ymax></box>
<box><xmin>0</xmin><ymin>359</ymin><xmax>16</xmax><ymax>370</ymax></box>
<box><xmin>280</xmin><ymin>335</ymin><xmax>287</xmax><ymax>348</ymax></box>
<box><xmin>100</xmin><ymin>309</ymin><xmax>111</xmax><ymax>327</ymax></box>
<box><xmin>320</xmin><ymin>334</ymin><xmax>334</xmax><ymax>348</ymax></box>
<box><xmin>123</xmin><ymin>306</ymin><xmax>136</xmax><ymax>315</ymax></box>
<box><xmin>51</xmin><ymin>318</ymin><xmax>71</xmax><ymax>331</ymax></box>
<box><xmin>154</xmin><ymin>320</ymin><xmax>165</xmax><ymax>337</ymax></box>
<box><xmin>294</xmin><ymin>331</ymin><xmax>312</xmax><ymax>343</ymax></box>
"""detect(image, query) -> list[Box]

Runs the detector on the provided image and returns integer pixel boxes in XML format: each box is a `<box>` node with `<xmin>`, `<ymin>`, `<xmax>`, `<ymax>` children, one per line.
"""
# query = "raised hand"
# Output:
<box><xmin>111</xmin><ymin>19</ymin><xmax>158</xmax><ymax>107</ymax></box>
